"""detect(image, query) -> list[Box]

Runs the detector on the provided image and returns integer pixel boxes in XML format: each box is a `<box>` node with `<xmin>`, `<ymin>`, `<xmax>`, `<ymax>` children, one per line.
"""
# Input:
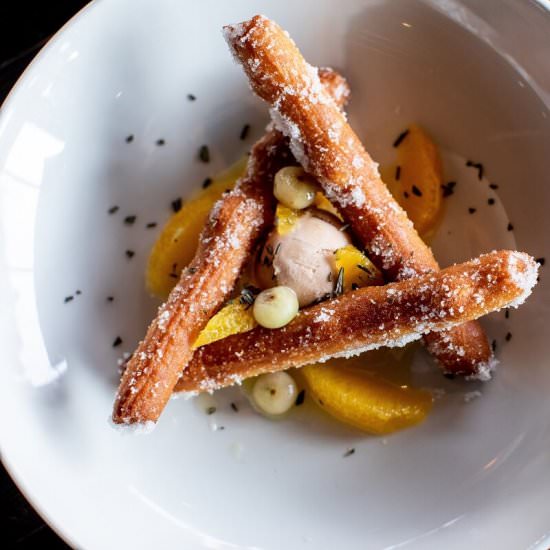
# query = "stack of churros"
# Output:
<box><xmin>112</xmin><ymin>15</ymin><xmax>538</xmax><ymax>429</ymax></box>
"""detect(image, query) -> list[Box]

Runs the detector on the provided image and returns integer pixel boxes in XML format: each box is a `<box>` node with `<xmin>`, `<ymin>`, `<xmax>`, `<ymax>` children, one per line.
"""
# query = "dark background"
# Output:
<box><xmin>1</xmin><ymin>4</ymin><xmax>89</xmax><ymax>547</ymax></box>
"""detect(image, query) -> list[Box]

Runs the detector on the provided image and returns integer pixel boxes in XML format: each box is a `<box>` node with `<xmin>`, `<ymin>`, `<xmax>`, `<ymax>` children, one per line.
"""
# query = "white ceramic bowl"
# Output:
<box><xmin>1</xmin><ymin>1</ymin><xmax>549</xmax><ymax>548</ymax></box>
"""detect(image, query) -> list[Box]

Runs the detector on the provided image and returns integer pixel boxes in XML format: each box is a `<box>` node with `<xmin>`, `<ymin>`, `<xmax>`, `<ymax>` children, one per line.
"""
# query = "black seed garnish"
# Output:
<box><xmin>334</xmin><ymin>267</ymin><xmax>345</xmax><ymax>297</ymax></box>
<box><xmin>125</xmin><ymin>135</ymin><xmax>134</xmax><ymax>143</ymax></box>
<box><xmin>507</xmin><ymin>222</ymin><xmax>514</xmax><ymax>231</ymax></box>
<box><xmin>351</xmin><ymin>283</ymin><xmax>359</xmax><ymax>291</ymax></box>
<box><xmin>488</xmin><ymin>198</ymin><xmax>495</xmax><ymax>205</ymax></box>
<box><xmin>395</xmin><ymin>165</ymin><xmax>401</xmax><ymax>180</ymax></box>
<box><xmin>441</xmin><ymin>181</ymin><xmax>456</xmax><ymax>198</ymax></box>
<box><xmin>171</xmin><ymin>198</ymin><xmax>182</xmax><ymax>213</ymax></box>
<box><xmin>188</xmin><ymin>267</ymin><xmax>197</xmax><ymax>274</ymax></box>
<box><xmin>489</xmin><ymin>183</ymin><xmax>499</xmax><ymax>190</ymax></box>
<box><xmin>505</xmin><ymin>309</ymin><xmax>510</xmax><ymax>319</ymax></box>
<box><xmin>146</xmin><ymin>222</ymin><xmax>157</xmax><ymax>228</ymax></box>
<box><xmin>343</xmin><ymin>448</ymin><xmax>355</xmax><ymax>458</ymax></box>
<box><xmin>206</xmin><ymin>406</ymin><xmax>216</xmax><ymax>415</ymax></box>
<box><xmin>199</xmin><ymin>145</ymin><xmax>210</xmax><ymax>163</ymax></box>
<box><xmin>112</xmin><ymin>336</ymin><xmax>122</xmax><ymax>347</ymax></box>
<box><xmin>491</xmin><ymin>339</ymin><xmax>497</xmax><ymax>353</ymax></box>
<box><xmin>107</xmin><ymin>296</ymin><xmax>114</xmax><ymax>302</ymax></box>
<box><xmin>505</xmin><ymin>332</ymin><xmax>512</xmax><ymax>342</ymax></box>
<box><xmin>187</xmin><ymin>94</ymin><xmax>196</xmax><ymax>101</ymax></box>
<box><xmin>536</xmin><ymin>257</ymin><xmax>546</xmax><ymax>266</ymax></box>
<box><xmin>295</xmin><ymin>389</ymin><xmax>305</xmax><ymax>406</ymax></box>
<box><xmin>64</xmin><ymin>296</ymin><xmax>74</xmax><ymax>303</ymax></box>
<box><xmin>125</xmin><ymin>250</ymin><xmax>135</xmax><ymax>258</ymax></box>
<box><xmin>75</xmin><ymin>290</ymin><xmax>82</xmax><ymax>295</ymax></box>
<box><xmin>393</xmin><ymin>129</ymin><xmax>409</xmax><ymax>148</ymax></box>
<box><xmin>443</xmin><ymin>372</ymin><xmax>456</xmax><ymax>380</ymax></box>
<box><xmin>412</xmin><ymin>185</ymin><xmax>422</xmax><ymax>197</ymax></box>
<box><xmin>156</xmin><ymin>138</ymin><xmax>165</xmax><ymax>146</ymax></box>
<box><xmin>319</xmin><ymin>399</ymin><xmax>324</xmax><ymax>406</ymax></box>
<box><xmin>468</xmin><ymin>207</ymin><xmax>477</xmax><ymax>214</ymax></box>
<box><xmin>202</xmin><ymin>177</ymin><xmax>213</xmax><ymax>189</ymax></box>
<box><xmin>108</xmin><ymin>206</ymin><xmax>119</xmax><ymax>214</ymax></box>
<box><xmin>466</xmin><ymin>160</ymin><xmax>484</xmax><ymax>180</ymax></box>
<box><xmin>124</xmin><ymin>215</ymin><xmax>137</xmax><ymax>225</ymax></box>
<box><xmin>239</xmin><ymin>124</ymin><xmax>251</xmax><ymax>140</ymax></box>
<box><xmin>230</xmin><ymin>402</ymin><xmax>239</xmax><ymax>412</ymax></box>
<box><xmin>169</xmin><ymin>273</ymin><xmax>178</xmax><ymax>278</ymax></box>
<box><xmin>403</xmin><ymin>191</ymin><xmax>410</xmax><ymax>199</ymax></box>
<box><xmin>219</xmin><ymin>426</ymin><xmax>225</xmax><ymax>430</ymax></box>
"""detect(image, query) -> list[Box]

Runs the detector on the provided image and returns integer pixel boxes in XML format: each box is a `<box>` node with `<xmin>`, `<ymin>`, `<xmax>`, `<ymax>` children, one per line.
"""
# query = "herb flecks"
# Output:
<box><xmin>343</xmin><ymin>448</ymin><xmax>356</xmax><ymax>458</ymax></box>
<box><xmin>199</xmin><ymin>145</ymin><xmax>210</xmax><ymax>163</ymax></box>
<box><xmin>295</xmin><ymin>389</ymin><xmax>305</xmax><ymax>406</ymax></box>
<box><xmin>466</xmin><ymin>160</ymin><xmax>484</xmax><ymax>180</ymax></box>
<box><xmin>239</xmin><ymin>124</ymin><xmax>251</xmax><ymax>140</ymax></box>
<box><xmin>393</xmin><ymin>129</ymin><xmax>409</xmax><ymax>148</ymax></box>
<box><xmin>334</xmin><ymin>267</ymin><xmax>345</xmax><ymax>297</ymax></box>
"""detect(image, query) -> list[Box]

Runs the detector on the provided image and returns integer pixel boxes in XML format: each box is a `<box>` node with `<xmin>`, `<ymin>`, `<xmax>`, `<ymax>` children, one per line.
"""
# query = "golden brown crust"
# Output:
<box><xmin>175</xmin><ymin>251</ymin><xmax>537</xmax><ymax>394</ymax></box>
<box><xmin>112</xmin><ymin>69</ymin><xmax>350</xmax><ymax>424</ymax></box>
<box><xmin>223</xmin><ymin>15</ymin><xmax>491</xmax><ymax>375</ymax></box>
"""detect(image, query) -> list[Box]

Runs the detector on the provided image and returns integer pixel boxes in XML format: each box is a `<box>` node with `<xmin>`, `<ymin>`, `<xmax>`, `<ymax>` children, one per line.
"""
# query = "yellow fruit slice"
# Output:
<box><xmin>313</xmin><ymin>191</ymin><xmax>343</xmax><ymax>220</ymax></box>
<box><xmin>146</xmin><ymin>157</ymin><xmax>247</xmax><ymax>299</ymax></box>
<box><xmin>334</xmin><ymin>245</ymin><xmax>384</xmax><ymax>291</ymax></box>
<box><xmin>301</xmin><ymin>360</ymin><xmax>432</xmax><ymax>434</ymax></box>
<box><xmin>193</xmin><ymin>301</ymin><xmax>256</xmax><ymax>348</ymax></box>
<box><xmin>275</xmin><ymin>203</ymin><xmax>300</xmax><ymax>236</ymax></box>
<box><xmin>381</xmin><ymin>124</ymin><xmax>443</xmax><ymax>239</ymax></box>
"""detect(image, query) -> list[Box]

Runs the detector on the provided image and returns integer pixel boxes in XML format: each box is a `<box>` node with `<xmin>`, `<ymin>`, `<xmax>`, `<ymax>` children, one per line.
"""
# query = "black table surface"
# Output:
<box><xmin>1</xmin><ymin>4</ymin><xmax>89</xmax><ymax>547</ymax></box>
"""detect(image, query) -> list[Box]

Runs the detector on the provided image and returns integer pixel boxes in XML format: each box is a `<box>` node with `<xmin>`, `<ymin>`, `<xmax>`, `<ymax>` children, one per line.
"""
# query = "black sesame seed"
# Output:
<box><xmin>171</xmin><ymin>198</ymin><xmax>182</xmax><ymax>213</ymax></box>
<box><xmin>343</xmin><ymin>448</ymin><xmax>355</xmax><ymax>458</ymax></box>
<box><xmin>403</xmin><ymin>191</ymin><xmax>410</xmax><ymax>199</ymax></box>
<box><xmin>507</xmin><ymin>222</ymin><xmax>514</xmax><ymax>231</ymax></box>
<box><xmin>412</xmin><ymin>185</ymin><xmax>422</xmax><ymax>197</ymax></box>
<box><xmin>206</xmin><ymin>406</ymin><xmax>216</xmax><ymax>415</ymax></box>
<box><xmin>351</xmin><ymin>283</ymin><xmax>360</xmax><ymax>291</ymax></box>
<box><xmin>239</xmin><ymin>124</ymin><xmax>251</xmax><ymax>140</ymax></box>
<box><xmin>505</xmin><ymin>332</ymin><xmax>512</xmax><ymax>342</ymax></box>
<box><xmin>64</xmin><ymin>296</ymin><xmax>74</xmax><ymax>303</ymax></box>
<box><xmin>466</xmin><ymin>160</ymin><xmax>484</xmax><ymax>180</ymax></box>
<box><xmin>395</xmin><ymin>165</ymin><xmax>401</xmax><ymax>180</ymax></box>
<box><xmin>125</xmin><ymin>135</ymin><xmax>134</xmax><ymax>143</ymax></box>
<box><xmin>468</xmin><ymin>207</ymin><xmax>477</xmax><ymax>214</ymax></box>
<box><xmin>536</xmin><ymin>257</ymin><xmax>546</xmax><ymax>266</ymax></box>
<box><xmin>295</xmin><ymin>389</ymin><xmax>305</xmax><ymax>406</ymax></box>
<box><xmin>187</xmin><ymin>94</ymin><xmax>196</xmax><ymax>101</ymax></box>
<box><xmin>218</xmin><ymin>426</ymin><xmax>225</xmax><ymax>430</ymax></box>
<box><xmin>125</xmin><ymin>250</ymin><xmax>135</xmax><ymax>258</ymax></box>
<box><xmin>488</xmin><ymin>198</ymin><xmax>495</xmax><ymax>205</ymax></box>
<box><xmin>393</xmin><ymin>129</ymin><xmax>409</xmax><ymax>148</ymax></box>
<box><xmin>505</xmin><ymin>309</ymin><xmax>510</xmax><ymax>319</ymax></box>
<box><xmin>199</xmin><ymin>145</ymin><xmax>210</xmax><ymax>163</ymax></box>
<box><xmin>156</xmin><ymin>138</ymin><xmax>165</xmax><ymax>146</ymax></box>
<box><xmin>441</xmin><ymin>181</ymin><xmax>456</xmax><ymax>198</ymax></box>
<box><xmin>107</xmin><ymin>296</ymin><xmax>114</xmax><ymax>302</ymax></box>
<box><xmin>443</xmin><ymin>372</ymin><xmax>456</xmax><ymax>380</ymax></box>
<box><xmin>124</xmin><ymin>215</ymin><xmax>137</xmax><ymax>225</ymax></box>
<box><xmin>108</xmin><ymin>206</ymin><xmax>119</xmax><ymax>214</ymax></box>
<box><xmin>112</xmin><ymin>336</ymin><xmax>122</xmax><ymax>347</ymax></box>
<box><xmin>230</xmin><ymin>402</ymin><xmax>239</xmax><ymax>412</ymax></box>
<box><xmin>489</xmin><ymin>183</ymin><xmax>499</xmax><ymax>190</ymax></box>
<box><xmin>75</xmin><ymin>290</ymin><xmax>82</xmax><ymax>295</ymax></box>
<box><xmin>491</xmin><ymin>339</ymin><xmax>497</xmax><ymax>352</ymax></box>
<box><xmin>202</xmin><ymin>177</ymin><xmax>213</xmax><ymax>189</ymax></box>
<box><xmin>146</xmin><ymin>222</ymin><xmax>157</xmax><ymax>228</ymax></box>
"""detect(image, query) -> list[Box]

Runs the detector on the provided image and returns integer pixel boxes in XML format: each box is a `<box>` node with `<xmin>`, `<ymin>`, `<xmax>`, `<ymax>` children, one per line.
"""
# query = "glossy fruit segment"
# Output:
<box><xmin>382</xmin><ymin>124</ymin><xmax>443</xmax><ymax>239</ymax></box>
<box><xmin>275</xmin><ymin>203</ymin><xmax>300</xmax><ymax>236</ymax></box>
<box><xmin>301</xmin><ymin>360</ymin><xmax>433</xmax><ymax>434</ymax></box>
<box><xmin>193</xmin><ymin>301</ymin><xmax>256</xmax><ymax>348</ymax></box>
<box><xmin>146</xmin><ymin>157</ymin><xmax>247</xmax><ymax>299</ymax></box>
<box><xmin>334</xmin><ymin>245</ymin><xmax>384</xmax><ymax>291</ymax></box>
